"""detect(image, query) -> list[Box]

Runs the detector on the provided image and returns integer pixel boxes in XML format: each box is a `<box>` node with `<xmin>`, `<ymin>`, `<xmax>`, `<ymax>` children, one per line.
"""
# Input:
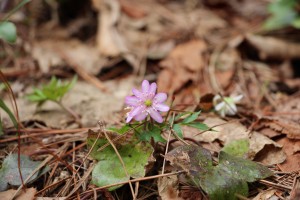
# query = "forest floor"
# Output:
<box><xmin>0</xmin><ymin>0</ymin><xmax>300</xmax><ymax>199</ymax></box>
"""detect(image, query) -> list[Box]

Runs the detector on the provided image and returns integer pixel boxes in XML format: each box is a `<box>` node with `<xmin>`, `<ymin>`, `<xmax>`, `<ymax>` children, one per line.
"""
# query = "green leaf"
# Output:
<box><xmin>200</xmin><ymin>167</ymin><xmax>249</xmax><ymax>200</ymax></box>
<box><xmin>108</xmin><ymin>124</ymin><xmax>131</xmax><ymax>134</ymax></box>
<box><xmin>172</xmin><ymin>124</ymin><xmax>183</xmax><ymax>138</ymax></box>
<box><xmin>0</xmin><ymin>154</ymin><xmax>50</xmax><ymax>191</ymax></box>
<box><xmin>166</xmin><ymin>145</ymin><xmax>273</xmax><ymax>200</ymax></box>
<box><xmin>138</xmin><ymin>125</ymin><xmax>166</xmax><ymax>143</ymax></box>
<box><xmin>264</xmin><ymin>0</ymin><xmax>299</xmax><ymax>30</ymax></box>
<box><xmin>292</xmin><ymin>17</ymin><xmax>300</xmax><ymax>28</ymax></box>
<box><xmin>221</xmin><ymin>139</ymin><xmax>249</xmax><ymax>158</ymax></box>
<box><xmin>185</xmin><ymin>122</ymin><xmax>210</xmax><ymax>131</ymax></box>
<box><xmin>181</xmin><ymin>111</ymin><xmax>201</xmax><ymax>124</ymax></box>
<box><xmin>0</xmin><ymin>99</ymin><xmax>18</xmax><ymax>129</ymax></box>
<box><xmin>88</xmin><ymin>136</ymin><xmax>154</xmax><ymax>190</ymax></box>
<box><xmin>174</xmin><ymin>112</ymin><xmax>191</xmax><ymax>121</ymax></box>
<box><xmin>218</xmin><ymin>152</ymin><xmax>273</xmax><ymax>183</ymax></box>
<box><xmin>0</xmin><ymin>22</ymin><xmax>17</xmax><ymax>43</ymax></box>
<box><xmin>27</xmin><ymin>75</ymin><xmax>77</xmax><ymax>104</ymax></box>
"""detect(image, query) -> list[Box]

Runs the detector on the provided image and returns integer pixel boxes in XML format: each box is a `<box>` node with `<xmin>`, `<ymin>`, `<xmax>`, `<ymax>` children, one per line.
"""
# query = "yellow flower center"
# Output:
<box><xmin>144</xmin><ymin>99</ymin><xmax>152</xmax><ymax>106</ymax></box>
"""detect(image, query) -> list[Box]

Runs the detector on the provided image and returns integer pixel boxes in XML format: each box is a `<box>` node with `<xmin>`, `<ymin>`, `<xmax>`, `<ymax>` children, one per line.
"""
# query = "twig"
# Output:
<box><xmin>0</xmin><ymin>128</ymin><xmax>91</xmax><ymax>143</ymax></box>
<box><xmin>259</xmin><ymin>180</ymin><xmax>293</xmax><ymax>190</ymax></box>
<box><xmin>66</xmin><ymin>162</ymin><xmax>96</xmax><ymax>199</ymax></box>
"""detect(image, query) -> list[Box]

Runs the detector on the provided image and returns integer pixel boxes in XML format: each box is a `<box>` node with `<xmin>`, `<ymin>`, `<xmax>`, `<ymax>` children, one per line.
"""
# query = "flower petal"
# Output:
<box><xmin>149</xmin><ymin>83</ymin><xmax>157</xmax><ymax>95</ymax></box>
<box><xmin>126</xmin><ymin>105</ymin><xmax>145</xmax><ymax>123</ymax></box>
<box><xmin>132</xmin><ymin>88</ymin><xmax>144</xmax><ymax>99</ymax></box>
<box><xmin>154</xmin><ymin>103</ymin><xmax>169</xmax><ymax>112</ymax></box>
<box><xmin>154</xmin><ymin>93</ymin><xmax>167</xmax><ymax>103</ymax></box>
<box><xmin>134</xmin><ymin>112</ymin><xmax>148</xmax><ymax>121</ymax></box>
<box><xmin>142</xmin><ymin>80</ymin><xmax>150</xmax><ymax>93</ymax></box>
<box><xmin>214</xmin><ymin>102</ymin><xmax>225</xmax><ymax>111</ymax></box>
<box><xmin>149</xmin><ymin>108</ymin><xmax>163</xmax><ymax>123</ymax></box>
<box><xmin>233</xmin><ymin>94</ymin><xmax>243</xmax><ymax>102</ymax></box>
<box><xmin>126</xmin><ymin>114</ymin><xmax>133</xmax><ymax>123</ymax></box>
<box><xmin>226</xmin><ymin>104</ymin><xmax>237</xmax><ymax>115</ymax></box>
<box><xmin>125</xmin><ymin>96</ymin><xmax>140</xmax><ymax>106</ymax></box>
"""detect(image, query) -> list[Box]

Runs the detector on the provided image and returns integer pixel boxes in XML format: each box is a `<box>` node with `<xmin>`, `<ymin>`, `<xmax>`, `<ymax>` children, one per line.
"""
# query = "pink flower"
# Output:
<box><xmin>125</xmin><ymin>80</ymin><xmax>170</xmax><ymax>123</ymax></box>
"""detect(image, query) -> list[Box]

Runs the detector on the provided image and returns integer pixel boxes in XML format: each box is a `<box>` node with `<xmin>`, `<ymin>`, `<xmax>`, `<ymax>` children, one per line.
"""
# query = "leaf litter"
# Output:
<box><xmin>1</xmin><ymin>0</ymin><xmax>300</xmax><ymax>199</ymax></box>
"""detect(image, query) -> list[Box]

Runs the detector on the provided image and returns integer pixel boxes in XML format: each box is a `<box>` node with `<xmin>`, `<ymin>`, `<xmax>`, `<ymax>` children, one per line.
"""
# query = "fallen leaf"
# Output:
<box><xmin>191</xmin><ymin>118</ymin><xmax>285</xmax><ymax>165</ymax></box>
<box><xmin>158</xmin><ymin>40</ymin><xmax>207</xmax><ymax>93</ymax></box>
<box><xmin>158</xmin><ymin>175</ymin><xmax>182</xmax><ymax>200</ymax></box>
<box><xmin>260</xmin><ymin>117</ymin><xmax>300</xmax><ymax>139</ymax></box>
<box><xmin>31</xmin><ymin>39</ymin><xmax>103</xmax><ymax>75</ymax></box>
<box><xmin>252</xmin><ymin>189</ymin><xmax>277</xmax><ymax>200</ymax></box>
<box><xmin>277</xmin><ymin>138</ymin><xmax>300</xmax><ymax>172</ymax></box>
<box><xmin>276</xmin><ymin>97</ymin><xmax>300</xmax><ymax>123</ymax></box>
<box><xmin>245</xmin><ymin>34</ymin><xmax>300</xmax><ymax>60</ymax></box>
<box><xmin>221</xmin><ymin>139</ymin><xmax>249</xmax><ymax>158</ymax></box>
<box><xmin>249</xmin><ymin>132</ymin><xmax>286</xmax><ymax>165</ymax></box>
<box><xmin>166</xmin><ymin>145</ymin><xmax>273</xmax><ymax>200</ymax></box>
<box><xmin>0</xmin><ymin>188</ymin><xmax>36</xmax><ymax>200</ymax></box>
<box><xmin>119</xmin><ymin>0</ymin><xmax>147</xmax><ymax>19</ymax></box>
<box><xmin>147</xmin><ymin>40</ymin><xmax>175</xmax><ymax>60</ymax></box>
<box><xmin>0</xmin><ymin>154</ymin><xmax>49</xmax><ymax>191</ymax></box>
<box><xmin>194</xmin><ymin>118</ymin><xmax>249</xmax><ymax>143</ymax></box>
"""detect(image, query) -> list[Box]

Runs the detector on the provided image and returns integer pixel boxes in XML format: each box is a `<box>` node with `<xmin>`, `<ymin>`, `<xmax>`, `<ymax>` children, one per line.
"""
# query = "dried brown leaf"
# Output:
<box><xmin>158</xmin><ymin>175</ymin><xmax>182</xmax><ymax>200</ymax></box>
<box><xmin>192</xmin><ymin>118</ymin><xmax>285</xmax><ymax>165</ymax></box>
<box><xmin>0</xmin><ymin>188</ymin><xmax>36</xmax><ymax>200</ymax></box>
<box><xmin>158</xmin><ymin>40</ymin><xmax>207</xmax><ymax>92</ymax></box>
<box><xmin>261</xmin><ymin>118</ymin><xmax>300</xmax><ymax>139</ymax></box>
<box><xmin>252</xmin><ymin>189</ymin><xmax>277</xmax><ymax>200</ymax></box>
<box><xmin>246</xmin><ymin>34</ymin><xmax>300</xmax><ymax>60</ymax></box>
<box><xmin>277</xmin><ymin>138</ymin><xmax>300</xmax><ymax>172</ymax></box>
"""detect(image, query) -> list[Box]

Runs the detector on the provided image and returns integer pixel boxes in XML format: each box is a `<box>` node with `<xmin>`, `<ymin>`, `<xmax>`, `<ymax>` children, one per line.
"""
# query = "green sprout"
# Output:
<box><xmin>27</xmin><ymin>76</ymin><xmax>81</xmax><ymax>125</ymax></box>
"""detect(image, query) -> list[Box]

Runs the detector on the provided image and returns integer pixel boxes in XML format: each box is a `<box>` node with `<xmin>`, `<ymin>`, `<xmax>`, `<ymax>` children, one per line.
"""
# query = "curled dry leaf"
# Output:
<box><xmin>250</xmin><ymin>132</ymin><xmax>286</xmax><ymax>165</ymax></box>
<box><xmin>277</xmin><ymin>138</ymin><xmax>300</xmax><ymax>172</ymax></box>
<box><xmin>260</xmin><ymin>118</ymin><xmax>300</xmax><ymax>139</ymax></box>
<box><xmin>276</xmin><ymin>97</ymin><xmax>300</xmax><ymax>123</ymax></box>
<box><xmin>157</xmin><ymin>40</ymin><xmax>207</xmax><ymax>93</ymax></box>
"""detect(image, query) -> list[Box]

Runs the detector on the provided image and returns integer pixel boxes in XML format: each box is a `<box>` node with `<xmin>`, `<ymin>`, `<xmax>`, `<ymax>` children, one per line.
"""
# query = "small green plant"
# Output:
<box><xmin>88</xmin><ymin>80</ymin><xmax>272</xmax><ymax>199</ymax></box>
<box><xmin>27</xmin><ymin>76</ymin><xmax>80</xmax><ymax>124</ymax></box>
<box><xmin>264</xmin><ymin>0</ymin><xmax>300</xmax><ymax>30</ymax></box>
<box><xmin>88</xmin><ymin>80</ymin><xmax>211</xmax><ymax>192</ymax></box>
<box><xmin>0</xmin><ymin>99</ymin><xmax>18</xmax><ymax>136</ymax></box>
<box><xmin>0</xmin><ymin>0</ymin><xmax>30</xmax><ymax>43</ymax></box>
